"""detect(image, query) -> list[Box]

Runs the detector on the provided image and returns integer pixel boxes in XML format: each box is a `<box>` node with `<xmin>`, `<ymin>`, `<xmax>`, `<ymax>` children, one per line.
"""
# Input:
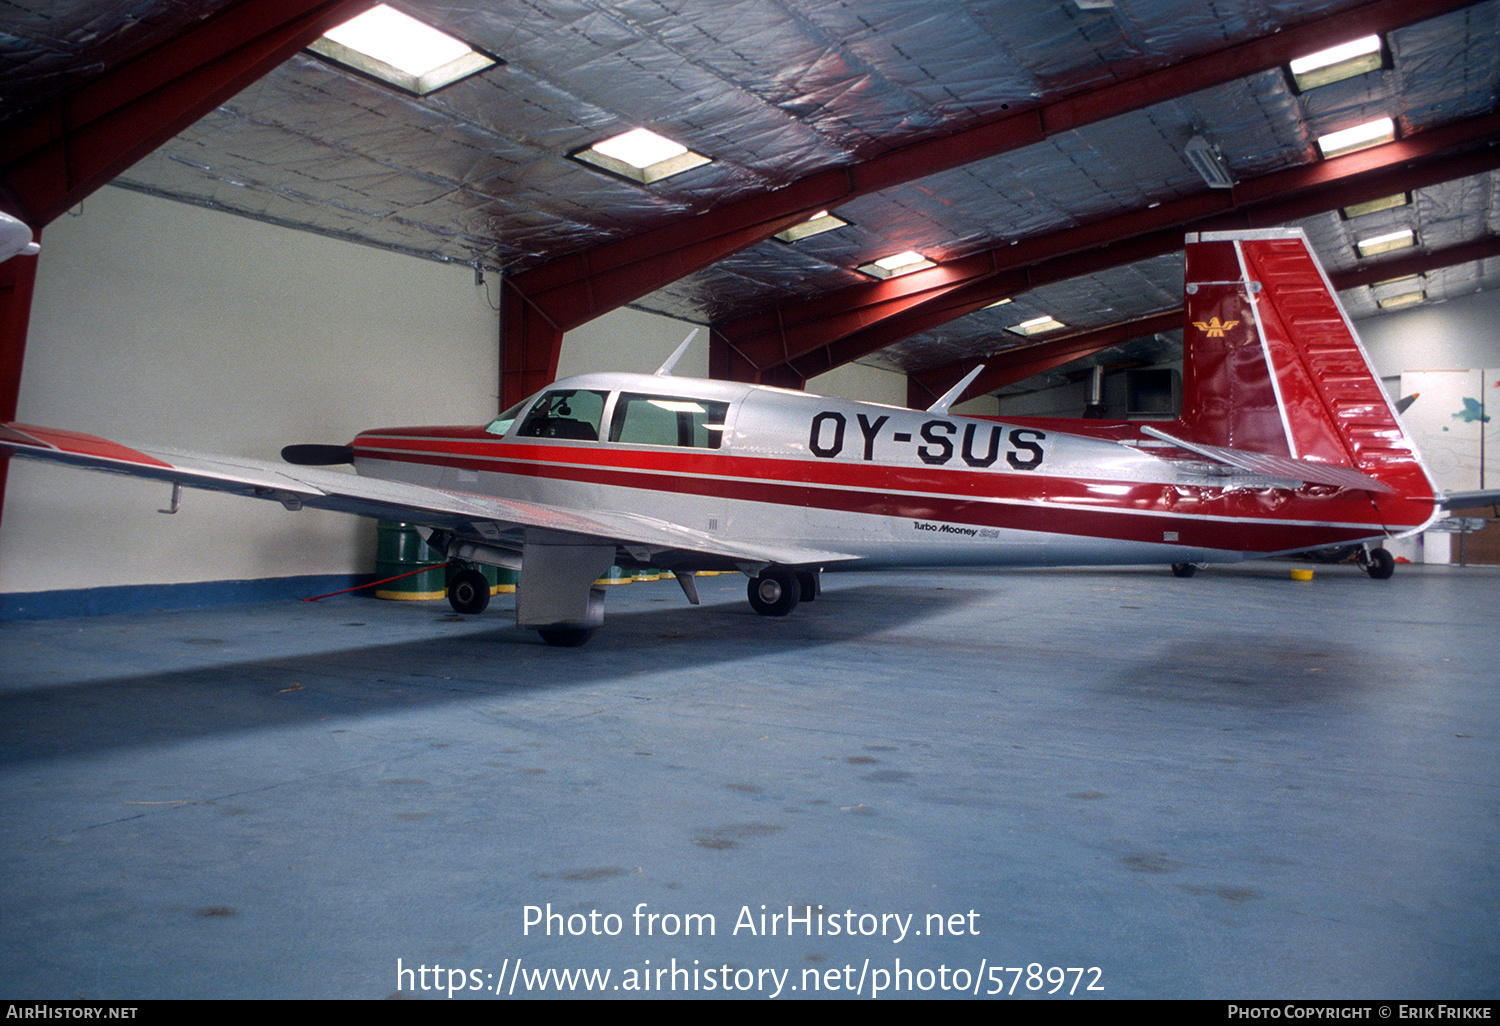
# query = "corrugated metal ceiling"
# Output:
<box><xmin>3</xmin><ymin>0</ymin><xmax>1497</xmax><ymax>391</ymax></box>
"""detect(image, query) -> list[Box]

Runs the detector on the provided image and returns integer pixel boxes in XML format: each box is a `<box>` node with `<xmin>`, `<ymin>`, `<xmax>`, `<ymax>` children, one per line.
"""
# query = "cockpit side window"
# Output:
<box><xmin>609</xmin><ymin>394</ymin><xmax>728</xmax><ymax>449</ymax></box>
<box><xmin>516</xmin><ymin>389</ymin><xmax>608</xmax><ymax>441</ymax></box>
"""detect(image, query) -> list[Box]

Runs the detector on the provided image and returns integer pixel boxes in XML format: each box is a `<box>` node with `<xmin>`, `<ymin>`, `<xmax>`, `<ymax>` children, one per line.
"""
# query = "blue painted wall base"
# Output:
<box><xmin>0</xmin><ymin>573</ymin><xmax>377</xmax><ymax>621</ymax></box>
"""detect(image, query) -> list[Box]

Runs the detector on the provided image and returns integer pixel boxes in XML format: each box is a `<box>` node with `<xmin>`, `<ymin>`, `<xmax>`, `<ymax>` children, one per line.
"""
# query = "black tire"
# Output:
<box><xmin>1365</xmin><ymin>548</ymin><xmax>1395</xmax><ymax>580</ymax></box>
<box><xmin>538</xmin><ymin>626</ymin><xmax>595</xmax><ymax>647</ymax></box>
<box><xmin>1170</xmin><ymin>562</ymin><xmax>1197</xmax><ymax>578</ymax></box>
<box><xmin>795</xmin><ymin>570</ymin><xmax>819</xmax><ymax>602</ymax></box>
<box><xmin>447</xmin><ymin>568</ymin><xmax>491</xmax><ymax>614</ymax></box>
<box><xmin>747</xmin><ymin>570</ymin><xmax>800</xmax><ymax>616</ymax></box>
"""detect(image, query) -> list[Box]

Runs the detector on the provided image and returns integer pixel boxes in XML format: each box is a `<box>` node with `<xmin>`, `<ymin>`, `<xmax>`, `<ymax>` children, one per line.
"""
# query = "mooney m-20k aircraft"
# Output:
<box><xmin>3</xmin><ymin>228</ymin><xmax>1491</xmax><ymax>645</ymax></box>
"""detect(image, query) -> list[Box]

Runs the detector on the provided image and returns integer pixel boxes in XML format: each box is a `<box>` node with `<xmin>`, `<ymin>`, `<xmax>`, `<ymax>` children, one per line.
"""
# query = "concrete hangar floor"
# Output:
<box><xmin>0</xmin><ymin>562</ymin><xmax>1495</xmax><ymax>1000</ymax></box>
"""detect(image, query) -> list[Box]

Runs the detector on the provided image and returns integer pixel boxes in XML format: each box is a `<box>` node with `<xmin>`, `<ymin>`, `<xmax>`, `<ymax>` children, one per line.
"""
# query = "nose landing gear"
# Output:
<box><xmin>1360</xmin><ymin>547</ymin><xmax>1395</xmax><ymax>579</ymax></box>
<box><xmin>446</xmin><ymin>566</ymin><xmax>492</xmax><ymax>614</ymax></box>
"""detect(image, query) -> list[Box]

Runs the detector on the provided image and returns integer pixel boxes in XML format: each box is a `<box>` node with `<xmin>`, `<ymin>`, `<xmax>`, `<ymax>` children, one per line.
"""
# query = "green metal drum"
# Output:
<box><xmin>374</xmin><ymin>520</ymin><xmax>447</xmax><ymax>600</ymax></box>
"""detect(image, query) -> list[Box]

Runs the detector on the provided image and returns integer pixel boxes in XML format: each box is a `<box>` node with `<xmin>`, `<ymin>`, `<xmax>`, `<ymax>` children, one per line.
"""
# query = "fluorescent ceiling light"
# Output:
<box><xmin>857</xmin><ymin>250</ymin><xmax>936</xmax><ymax>279</ymax></box>
<box><xmin>1184</xmin><ymin>135</ymin><xmax>1234</xmax><ymax>189</ymax></box>
<box><xmin>572</xmin><ymin>128</ymin><xmax>711</xmax><ymax>185</ymax></box>
<box><xmin>1342</xmin><ymin>192</ymin><xmax>1409</xmax><ymax>219</ymax></box>
<box><xmin>1289</xmin><ymin>35</ymin><xmax>1383</xmax><ymax>91</ymax></box>
<box><xmin>1373</xmin><ymin>274</ymin><xmax>1421</xmax><ymax>290</ymax></box>
<box><xmin>1377</xmin><ymin>291</ymin><xmax>1425</xmax><ymax>310</ymax></box>
<box><xmin>1317</xmin><ymin>117</ymin><xmax>1395</xmax><ymax>159</ymax></box>
<box><xmin>983</xmin><ymin>298</ymin><xmax>1013</xmax><ymax>309</ymax></box>
<box><xmin>1356</xmin><ymin>228</ymin><xmax>1415</xmax><ymax>258</ymax></box>
<box><xmin>309</xmin><ymin>4</ymin><xmax>495</xmax><ymax>95</ymax></box>
<box><xmin>1009</xmin><ymin>315</ymin><xmax>1066</xmax><ymax>336</ymax></box>
<box><xmin>646</xmin><ymin>399</ymin><xmax>706</xmax><ymax>413</ymax></box>
<box><xmin>774</xmin><ymin>211</ymin><xmax>850</xmax><ymax>243</ymax></box>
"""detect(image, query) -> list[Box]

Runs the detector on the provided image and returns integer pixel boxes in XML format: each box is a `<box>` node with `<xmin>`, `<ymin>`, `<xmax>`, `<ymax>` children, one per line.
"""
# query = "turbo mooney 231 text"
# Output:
<box><xmin>3</xmin><ymin>229</ymin><xmax>1489</xmax><ymax>645</ymax></box>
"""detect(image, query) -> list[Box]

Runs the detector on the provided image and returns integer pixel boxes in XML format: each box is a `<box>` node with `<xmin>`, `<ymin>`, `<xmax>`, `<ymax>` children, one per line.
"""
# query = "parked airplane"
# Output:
<box><xmin>2</xmin><ymin>228</ymin><xmax>1489</xmax><ymax>645</ymax></box>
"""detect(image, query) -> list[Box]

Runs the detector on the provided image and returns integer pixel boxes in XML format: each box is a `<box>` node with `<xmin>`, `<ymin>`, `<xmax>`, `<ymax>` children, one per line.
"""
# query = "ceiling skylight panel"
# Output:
<box><xmin>1317</xmin><ymin>118</ymin><xmax>1396</xmax><ymax>159</ymax></box>
<box><xmin>309</xmin><ymin>5</ymin><xmax>496</xmax><ymax>95</ymax></box>
<box><xmin>572</xmin><ymin>128</ymin><xmax>712</xmax><ymax>185</ymax></box>
<box><xmin>1008</xmin><ymin>315</ymin><xmax>1066</xmax><ymax>336</ymax></box>
<box><xmin>1377</xmin><ymin>290</ymin><xmax>1425</xmax><ymax>310</ymax></box>
<box><xmin>1342</xmin><ymin>193</ymin><xmax>1410</xmax><ymax>219</ymax></box>
<box><xmin>1289</xmin><ymin>35</ymin><xmax>1384</xmax><ymax>91</ymax></box>
<box><xmin>857</xmin><ymin>251</ymin><xmax>936</xmax><ymax>279</ymax></box>
<box><xmin>1356</xmin><ymin>228</ymin><xmax>1415</xmax><ymax>257</ymax></box>
<box><xmin>775</xmin><ymin>211</ymin><xmax>850</xmax><ymax>243</ymax></box>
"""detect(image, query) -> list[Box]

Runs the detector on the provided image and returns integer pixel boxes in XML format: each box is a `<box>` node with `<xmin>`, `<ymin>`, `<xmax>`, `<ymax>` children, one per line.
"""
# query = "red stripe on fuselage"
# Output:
<box><xmin>353</xmin><ymin>435</ymin><xmax>1423</xmax><ymax>553</ymax></box>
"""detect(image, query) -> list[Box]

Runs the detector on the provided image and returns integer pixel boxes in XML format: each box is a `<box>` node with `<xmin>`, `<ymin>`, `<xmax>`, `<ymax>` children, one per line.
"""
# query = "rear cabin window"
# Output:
<box><xmin>609</xmin><ymin>394</ymin><xmax>728</xmax><ymax>449</ymax></box>
<box><xmin>516</xmin><ymin>389</ymin><xmax>608</xmax><ymax>441</ymax></box>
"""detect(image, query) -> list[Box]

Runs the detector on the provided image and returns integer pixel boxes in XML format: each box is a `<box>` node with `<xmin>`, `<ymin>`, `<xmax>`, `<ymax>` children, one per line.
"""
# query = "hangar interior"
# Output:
<box><xmin>0</xmin><ymin>0</ymin><xmax>1497</xmax><ymax>1000</ymax></box>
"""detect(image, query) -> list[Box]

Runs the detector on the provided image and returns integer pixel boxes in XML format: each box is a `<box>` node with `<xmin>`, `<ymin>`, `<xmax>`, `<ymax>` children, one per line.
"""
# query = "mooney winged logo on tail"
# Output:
<box><xmin>1191</xmin><ymin>316</ymin><xmax>1240</xmax><ymax>337</ymax></box>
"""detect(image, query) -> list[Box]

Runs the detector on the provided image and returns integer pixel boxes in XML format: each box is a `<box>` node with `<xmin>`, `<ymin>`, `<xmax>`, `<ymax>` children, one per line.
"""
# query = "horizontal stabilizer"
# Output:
<box><xmin>1140</xmin><ymin>426</ymin><xmax>1395</xmax><ymax>494</ymax></box>
<box><xmin>1440</xmin><ymin>489</ymin><xmax>1500</xmax><ymax>509</ymax></box>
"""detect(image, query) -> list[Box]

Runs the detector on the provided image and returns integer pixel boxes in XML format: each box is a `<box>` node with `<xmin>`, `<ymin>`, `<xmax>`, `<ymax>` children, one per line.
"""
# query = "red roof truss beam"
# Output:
<box><xmin>720</xmin><ymin>110</ymin><xmax>1500</xmax><ymax>387</ymax></box>
<box><xmin>501</xmin><ymin>0</ymin><xmax>1482</xmax><ymax>405</ymax></box>
<box><xmin>907</xmin><ymin>236</ymin><xmax>1500</xmax><ymax>409</ymax></box>
<box><xmin>0</xmin><ymin>0</ymin><xmax>375</xmax><ymax>228</ymax></box>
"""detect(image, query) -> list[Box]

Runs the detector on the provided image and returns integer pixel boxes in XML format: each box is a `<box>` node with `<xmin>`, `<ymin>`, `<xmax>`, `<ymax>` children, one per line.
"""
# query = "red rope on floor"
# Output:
<box><xmin>302</xmin><ymin>562</ymin><xmax>449</xmax><ymax>602</ymax></box>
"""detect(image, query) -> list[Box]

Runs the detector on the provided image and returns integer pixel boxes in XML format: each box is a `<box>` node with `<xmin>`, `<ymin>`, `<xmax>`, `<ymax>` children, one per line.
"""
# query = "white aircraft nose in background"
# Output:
<box><xmin>0</xmin><ymin>211</ymin><xmax>40</xmax><ymax>263</ymax></box>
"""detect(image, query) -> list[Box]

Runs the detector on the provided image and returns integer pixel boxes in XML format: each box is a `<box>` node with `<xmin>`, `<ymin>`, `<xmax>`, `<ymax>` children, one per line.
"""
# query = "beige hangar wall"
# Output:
<box><xmin>1356</xmin><ymin>287</ymin><xmax>1500</xmax><ymax>379</ymax></box>
<box><xmin>4</xmin><ymin>186</ymin><xmax>952</xmax><ymax>601</ymax></box>
<box><xmin>2</xmin><ymin>186</ymin><xmax>500</xmax><ymax>597</ymax></box>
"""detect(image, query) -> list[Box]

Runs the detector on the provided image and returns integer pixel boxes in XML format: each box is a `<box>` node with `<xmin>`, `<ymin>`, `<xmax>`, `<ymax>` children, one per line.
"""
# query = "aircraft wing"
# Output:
<box><xmin>0</xmin><ymin>422</ymin><xmax>856</xmax><ymax>568</ymax></box>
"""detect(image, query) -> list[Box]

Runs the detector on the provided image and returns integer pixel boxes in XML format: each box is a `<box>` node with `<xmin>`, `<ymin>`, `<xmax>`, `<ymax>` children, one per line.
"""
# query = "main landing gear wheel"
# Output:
<box><xmin>1364</xmin><ymin>548</ymin><xmax>1395</xmax><ymax>580</ymax></box>
<box><xmin>748</xmin><ymin>570</ymin><xmax>800</xmax><ymax>616</ymax></box>
<box><xmin>795</xmin><ymin>570</ymin><xmax>820</xmax><ymax>602</ymax></box>
<box><xmin>1170</xmin><ymin>562</ymin><xmax>1197</xmax><ymax>578</ymax></box>
<box><xmin>537</xmin><ymin>626</ymin><xmax>596</xmax><ymax>647</ymax></box>
<box><xmin>447</xmin><ymin>568</ymin><xmax>491</xmax><ymax>615</ymax></box>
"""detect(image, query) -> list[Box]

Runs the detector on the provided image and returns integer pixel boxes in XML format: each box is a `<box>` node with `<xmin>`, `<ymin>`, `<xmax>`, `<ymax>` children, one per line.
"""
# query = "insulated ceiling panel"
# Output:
<box><xmin>3</xmin><ymin>0</ymin><xmax>1497</xmax><ymax>391</ymax></box>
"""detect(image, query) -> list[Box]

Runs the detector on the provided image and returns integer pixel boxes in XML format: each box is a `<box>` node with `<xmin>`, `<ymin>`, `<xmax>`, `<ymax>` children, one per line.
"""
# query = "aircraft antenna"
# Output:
<box><xmin>925</xmin><ymin>364</ymin><xmax>986</xmax><ymax>416</ymax></box>
<box><xmin>654</xmin><ymin>329</ymin><xmax>700</xmax><ymax>376</ymax></box>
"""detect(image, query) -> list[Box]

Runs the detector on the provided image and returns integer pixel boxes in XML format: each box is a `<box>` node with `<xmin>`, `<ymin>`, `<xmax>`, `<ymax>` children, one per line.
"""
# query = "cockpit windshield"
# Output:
<box><xmin>515</xmin><ymin>389</ymin><xmax>608</xmax><ymax>440</ymax></box>
<box><xmin>484</xmin><ymin>398</ymin><xmax>528</xmax><ymax>436</ymax></box>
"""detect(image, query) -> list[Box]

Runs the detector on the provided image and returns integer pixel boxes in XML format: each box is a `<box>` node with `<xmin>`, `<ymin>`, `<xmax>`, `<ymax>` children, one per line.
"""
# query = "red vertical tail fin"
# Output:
<box><xmin>1180</xmin><ymin>228</ymin><xmax>1439</xmax><ymax>531</ymax></box>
